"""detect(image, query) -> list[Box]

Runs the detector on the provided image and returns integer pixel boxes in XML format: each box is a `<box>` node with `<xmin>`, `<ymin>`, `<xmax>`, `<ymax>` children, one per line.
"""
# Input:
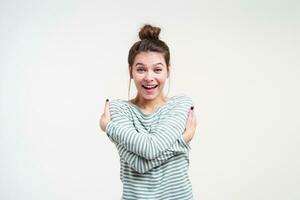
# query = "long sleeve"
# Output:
<box><xmin>106</xmin><ymin>96</ymin><xmax>193</xmax><ymax>160</ymax></box>
<box><xmin>115</xmin><ymin>135</ymin><xmax>190</xmax><ymax>173</ymax></box>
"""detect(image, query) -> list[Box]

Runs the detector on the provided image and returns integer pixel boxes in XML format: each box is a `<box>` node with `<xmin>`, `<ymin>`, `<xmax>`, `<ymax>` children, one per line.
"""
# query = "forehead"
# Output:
<box><xmin>133</xmin><ymin>52</ymin><xmax>166</xmax><ymax>66</ymax></box>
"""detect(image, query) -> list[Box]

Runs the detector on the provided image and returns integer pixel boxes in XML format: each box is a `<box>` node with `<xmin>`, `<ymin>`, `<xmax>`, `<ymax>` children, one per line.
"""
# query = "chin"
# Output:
<box><xmin>141</xmin><ymin>94</ymin><xmax>157</xmax><ymax>100</ymax></box>
<box><xmin>141</xmin><ymin>91</ymin><xmax>162</xmax><ymax>101</ymax></box>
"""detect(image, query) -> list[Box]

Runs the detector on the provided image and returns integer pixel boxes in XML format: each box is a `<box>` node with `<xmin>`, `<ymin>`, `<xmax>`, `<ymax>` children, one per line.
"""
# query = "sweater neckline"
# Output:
<box><xmin>122</xmin><ymin>95</ymin><xmax>176</xmax><ymax>117</ymax></box>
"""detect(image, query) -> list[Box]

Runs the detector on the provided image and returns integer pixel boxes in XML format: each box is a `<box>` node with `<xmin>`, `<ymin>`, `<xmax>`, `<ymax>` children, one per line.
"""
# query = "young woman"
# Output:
<box><xmin>100</xmin><ymin>24</ymin><xmax>197</xmax><ymax>200</ymax></box>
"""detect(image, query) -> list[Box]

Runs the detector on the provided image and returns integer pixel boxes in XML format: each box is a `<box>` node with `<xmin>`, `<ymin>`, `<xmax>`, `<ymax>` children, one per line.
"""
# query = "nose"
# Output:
<box><xmin>145</xmin><ymin>71</ymin><xmax>154</xmax><ymax>81</ymax></box>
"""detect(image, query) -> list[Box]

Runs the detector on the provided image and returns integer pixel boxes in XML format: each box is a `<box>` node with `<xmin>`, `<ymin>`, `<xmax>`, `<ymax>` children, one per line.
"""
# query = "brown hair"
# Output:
<box><xmin>127</xmin><ymin>24</ymin><xmax>171</xmax><ymax>99</ymax></box>
<box><xmin>128</xmin><ymin>24</ymin><xmax>170</xmax><ymax>72</ymax></box>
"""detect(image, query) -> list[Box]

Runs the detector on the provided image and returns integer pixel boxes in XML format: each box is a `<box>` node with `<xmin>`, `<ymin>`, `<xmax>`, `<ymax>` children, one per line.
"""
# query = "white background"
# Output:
<box><xmin>1</xmin><ymin>0</ymin><xmax>299</xmax><ymax>199</ymax></box>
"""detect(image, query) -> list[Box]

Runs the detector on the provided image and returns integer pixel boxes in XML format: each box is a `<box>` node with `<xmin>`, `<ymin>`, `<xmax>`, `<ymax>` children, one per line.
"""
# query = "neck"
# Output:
<box><xmin>133</xmin><ymin>93</ymin><xmax>168</xmax><ymax>111</ymax></box>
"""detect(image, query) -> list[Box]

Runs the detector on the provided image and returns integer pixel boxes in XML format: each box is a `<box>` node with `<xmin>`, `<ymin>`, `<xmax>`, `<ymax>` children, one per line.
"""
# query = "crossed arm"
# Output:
<box><xmin>101</xmin><ymin>97</ymin><xmax>196</xmax><ymax>173</ymax></box>
<box><xmin>112</xmin><ymin>138</ymin><xmax>189</xmax><ymax>173</ymax></box>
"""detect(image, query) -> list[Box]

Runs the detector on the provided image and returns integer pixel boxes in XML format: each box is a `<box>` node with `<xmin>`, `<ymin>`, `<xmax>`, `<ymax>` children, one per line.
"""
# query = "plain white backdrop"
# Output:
<box><xmin>1</xmin><ymin>0</ymin><xmax>299</xmax><ymax>199</ymax></box>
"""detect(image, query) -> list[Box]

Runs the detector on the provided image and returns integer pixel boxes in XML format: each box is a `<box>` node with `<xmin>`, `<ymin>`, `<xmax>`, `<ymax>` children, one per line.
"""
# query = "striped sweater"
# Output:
<box><xmin>106</xmin><ymin>95</ymin><xmax>194</xmax><ymax>200</ymax></box>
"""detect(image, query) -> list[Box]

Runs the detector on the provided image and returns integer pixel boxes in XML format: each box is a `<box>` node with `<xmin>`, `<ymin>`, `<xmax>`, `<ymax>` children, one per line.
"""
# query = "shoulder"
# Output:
<box><xmin>108</xmin><ymin>99</ymin><xmax>130</xmax><ymax>114</ymax></box>
<box><xmin>164</xmin><ymin>94</ymin><xmax>194</xmax><ymax>115</ymax></box>
<box><xmin>108</xmin><ymin>99</ymin><xmax>136</xmax><ymax>121</ymax></box>
<box><xmin>171</xmin><ymin>94</ymin><xmax>194</xmax><ymax>107</ymax></box>
<box><xmin>109</xmin><ymin>99</ymin><xmax>126</xmax><ymax>108</ymax></box>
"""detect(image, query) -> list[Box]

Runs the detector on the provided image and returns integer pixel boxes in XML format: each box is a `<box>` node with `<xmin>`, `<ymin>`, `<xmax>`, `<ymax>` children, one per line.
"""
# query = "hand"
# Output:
<box><xmin>99</xmin><ymin>99</ymin><xmax>111</xmax><ymax>132</ymax></box>
<box><xmin>183</xmin><ymin>107</ymin><xmax>197</xmax><ymax>143</ymax></box>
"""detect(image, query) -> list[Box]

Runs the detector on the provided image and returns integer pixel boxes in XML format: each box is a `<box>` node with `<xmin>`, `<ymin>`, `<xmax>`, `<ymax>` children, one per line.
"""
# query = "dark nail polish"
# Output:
<box><xmin>106</xmin><ymin>99</ymin><xmax>109</xmax><ymax>102</ymax></box>
<box><xmin>190</xmin><ymin>106</ymin><xmax>194</xmax><ymax>110</ymax></box>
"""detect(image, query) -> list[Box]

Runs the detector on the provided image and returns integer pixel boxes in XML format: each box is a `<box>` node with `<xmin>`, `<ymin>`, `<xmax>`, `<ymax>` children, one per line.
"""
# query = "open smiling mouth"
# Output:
<box><xmin>142</xmin><ymin>85</ymin><xmax>158</xmax><ymax>90</ymax></box>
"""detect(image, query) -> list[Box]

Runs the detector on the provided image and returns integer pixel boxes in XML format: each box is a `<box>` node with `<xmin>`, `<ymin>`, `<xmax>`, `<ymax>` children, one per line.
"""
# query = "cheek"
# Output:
<box><xmin>132</xmin><ymin>76</ymin><xmax>143</xmax><ymax>86</ymax></box>
<box><xmin>157</xmin><ymin>75</ymin><xmax>168</xmax><ymax>83</ymax></box>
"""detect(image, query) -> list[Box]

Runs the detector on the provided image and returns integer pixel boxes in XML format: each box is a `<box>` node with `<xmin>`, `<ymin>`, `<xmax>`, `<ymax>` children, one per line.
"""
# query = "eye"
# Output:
<box><xmin>154</xmin><ymin>68</ymin><xmax>162</xmax><ymax>72</ymax></box>
<box><xmin>137</xmin><ymin>68</ymin><xmax>145</xmax><ymax>72</ymax></box>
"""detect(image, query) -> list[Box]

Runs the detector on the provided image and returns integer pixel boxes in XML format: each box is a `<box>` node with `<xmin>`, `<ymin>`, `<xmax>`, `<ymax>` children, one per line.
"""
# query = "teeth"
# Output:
<box><xmin>143</xmin><ymin>85</ymin><xmax>157</xmax><ymax>89</ymax></box>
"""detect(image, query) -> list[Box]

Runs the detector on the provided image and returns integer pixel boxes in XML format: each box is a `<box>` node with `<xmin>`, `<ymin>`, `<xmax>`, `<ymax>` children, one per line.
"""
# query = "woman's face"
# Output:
<box><xmin>130</xmin><ymin>51</ymin><xmax>169</xmax><ymax>101</ymax></box>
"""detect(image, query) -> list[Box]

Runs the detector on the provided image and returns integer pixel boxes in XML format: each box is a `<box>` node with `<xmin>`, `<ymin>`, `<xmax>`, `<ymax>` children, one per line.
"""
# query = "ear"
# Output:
<box><xmin>128</xmin><ymin>66</ymin><xmax>133</xmax><ymax>79</ymax></box>
<box><xmin>167</xmin><ymin>65</ymin><xmax>171</xmax><ymax>78</ymax></box>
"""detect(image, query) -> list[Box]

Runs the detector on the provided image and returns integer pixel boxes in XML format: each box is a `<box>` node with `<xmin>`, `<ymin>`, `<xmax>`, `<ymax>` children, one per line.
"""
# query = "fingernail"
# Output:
<box><xmin>106</xmin><ymin>99</ymin><xmax>109</xmax><ymax>102</ymax></box>
<box><xmin>190</xmin><ymin>106</ymin><xmax>194</xmax><ymax>110</ymax></box>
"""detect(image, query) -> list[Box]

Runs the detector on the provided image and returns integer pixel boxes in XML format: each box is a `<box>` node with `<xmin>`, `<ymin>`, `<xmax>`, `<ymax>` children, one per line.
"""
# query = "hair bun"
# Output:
<box><xmin>139</xmin><ymin>24</ymin><xmax>161</xmax><ymax>40</ymax></box>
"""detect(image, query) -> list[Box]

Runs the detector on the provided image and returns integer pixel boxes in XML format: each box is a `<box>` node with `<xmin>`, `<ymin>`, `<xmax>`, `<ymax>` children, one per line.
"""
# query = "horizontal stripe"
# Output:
<box><xmin>106</xmin><ymin>95</ymin><xmax>194</xmax><ymax>200</ymax></box>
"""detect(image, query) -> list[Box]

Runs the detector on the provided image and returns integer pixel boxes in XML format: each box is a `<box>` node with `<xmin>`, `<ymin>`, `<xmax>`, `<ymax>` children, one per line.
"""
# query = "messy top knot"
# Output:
<box><xmin>128</xmin><ymin>24</ymin><xmax>170</xmax><ymax>68</ymax></box>
<box><xmin>139</xmin><ymin>24</ymin><xmax>161</xmax><ymax>40</ymax></box>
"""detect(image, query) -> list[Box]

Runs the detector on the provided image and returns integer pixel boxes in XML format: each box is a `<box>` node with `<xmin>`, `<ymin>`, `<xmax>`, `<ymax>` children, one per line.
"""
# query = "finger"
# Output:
<box><xmin>191</xmin><ymin>110</ymin><xmax>196</xmax><ymax>119</ymax></box>
<box><xmin>189</xmin><ymin>109</ymin><xmax>193</xmax><ymax>117</ymax></box>
<box><xmin>189</xmin><ymin>108</ymin><xmax>196</xmax><ymax>125</ymax></box>
<box><xmin>193</xmin><ymin>115</ymin><xmax>197</xmax><ymax>126</ymax></box>
<box><xmin>190</xmin><ymin>111</ymin><xmax>195</xmax><ymax>125</ymax></box>
<box><xmin>189</xmin><ymin>106</ymin><xmax>194</xmax><ymax>117</ymax></box>
<box><xmin>192</xmin><ymin>113</ymin><xmax>197</xmax><ymax>126</ymax></box>
<box><xmin>186</xmin><ymin>110</ymin><xmax>193</xmax><ymax>125</ymax></box>
<box><xmin>104</xmin><ymin>99</ymin><xmax>110</xmax><ymax>116</ymax></box>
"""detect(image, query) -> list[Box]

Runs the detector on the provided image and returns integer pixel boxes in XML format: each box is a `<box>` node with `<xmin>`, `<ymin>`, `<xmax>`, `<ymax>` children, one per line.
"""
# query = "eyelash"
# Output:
<box><xmin>137</xmin><ymin>68</ymin><xmax>145</xmax><ymax>72</ymax></box>
<box><xmin>137</xmin><ymin>68</ymin><xmax>162</xmax><ymax>72</ymax></box>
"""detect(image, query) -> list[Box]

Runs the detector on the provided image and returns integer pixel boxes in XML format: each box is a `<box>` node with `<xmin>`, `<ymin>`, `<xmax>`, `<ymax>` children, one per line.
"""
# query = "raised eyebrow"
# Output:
<box><xmin>153</xmin><ymin>62</ymin><xmax>164</xmax><ymax>66</ymax></box>
<box><xmin>134</xmin><ymin>62</ymin><xmax>164</xmax><ymax>67</ymax></box>
<box><xmin>135</xmin><ymin>63</ymin><xmax>145</xmax><ymax>67</ymax></box>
